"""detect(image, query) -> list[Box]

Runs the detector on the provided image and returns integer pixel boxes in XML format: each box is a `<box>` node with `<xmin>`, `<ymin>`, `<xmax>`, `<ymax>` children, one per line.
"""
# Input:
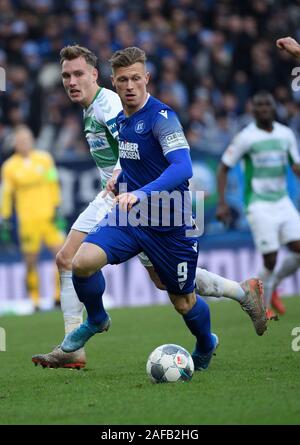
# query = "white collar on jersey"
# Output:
<box><xmin>140</xmin><ymin>93</ymin><xmax>150</xmax><ymax>110</ymax></box>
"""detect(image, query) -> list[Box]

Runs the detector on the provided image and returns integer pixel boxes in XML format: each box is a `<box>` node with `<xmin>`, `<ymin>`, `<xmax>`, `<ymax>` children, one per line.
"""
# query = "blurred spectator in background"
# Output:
<box><xmin>0</xmin><ymin>125</ymin><xmax>65</xmax><ymax>313</ymax></box>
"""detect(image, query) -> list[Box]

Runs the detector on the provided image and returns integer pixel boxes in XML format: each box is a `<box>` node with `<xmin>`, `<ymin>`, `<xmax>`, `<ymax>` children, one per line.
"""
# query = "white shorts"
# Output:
<box><xmin>71</xmin><ymin>191</ymin><xmax>153</xmax><ymax>267</ymax></box>
<box><xmin>71</xmin><ymin>191</ymin><xmax>114</xmax><ymax>233</ymax></box>
<box><xmin>246</xmin><ymin>196</ymin><xmax>300</xmax><ymax>254</ymax></box>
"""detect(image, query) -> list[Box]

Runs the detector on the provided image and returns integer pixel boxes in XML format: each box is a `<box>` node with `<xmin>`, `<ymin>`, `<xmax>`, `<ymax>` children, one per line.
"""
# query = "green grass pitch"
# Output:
<box><xmin>0</xmin><ymin>297</ymin><xmax>300</xmax><ymax>425</ymax></box>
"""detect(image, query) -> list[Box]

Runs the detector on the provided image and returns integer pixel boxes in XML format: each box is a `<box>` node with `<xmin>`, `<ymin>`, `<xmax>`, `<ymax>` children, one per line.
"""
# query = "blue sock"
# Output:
<box><xmin>72</xmin><ymin>270</ymin><xmax>108</xmax><ymax>326</ymax></box>
<box><xmin>183</xmin><ymin>295</ymin><xmax>214</xmax><ymax>353</ymax></box>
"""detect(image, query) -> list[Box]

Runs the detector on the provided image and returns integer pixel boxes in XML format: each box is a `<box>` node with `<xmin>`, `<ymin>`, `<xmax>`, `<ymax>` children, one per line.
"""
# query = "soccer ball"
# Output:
<box><xmin>146</xmin><ymin>344</ymin><xmax>194</xmax><ymax>383</ymax></box>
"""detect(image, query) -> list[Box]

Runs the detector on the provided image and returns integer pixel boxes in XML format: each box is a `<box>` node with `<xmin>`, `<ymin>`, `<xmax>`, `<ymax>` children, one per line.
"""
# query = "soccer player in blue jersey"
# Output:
<box><xmin>59</xmin><ymin>47</ymin><xmax>219</xmax><ymax>370</ymax></box>
<box><xmin>32</xmin><ymin>46</ymin><xmax>266</xmax><ymax>371</ymax></box>
<box><xmin>60</xmin><ymin>47</ymin><xmax>267</xmax><ymax>369</ymax></box>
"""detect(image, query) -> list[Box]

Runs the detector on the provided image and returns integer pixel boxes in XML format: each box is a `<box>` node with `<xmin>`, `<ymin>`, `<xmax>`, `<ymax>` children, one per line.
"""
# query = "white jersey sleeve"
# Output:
<box><xmin>94</xmin><ymin>88</ymin><xmax>123</xmax><ymax>140</ymax></box>
<box><xmin>113</xmin><ymin>158</ymin><xmax>122</xmax><ymax>171</ymax></box>
<box><xmin>221</xmin><ymin>130</ymin><xmax>250</xmax><ymax>167</ymax></box>
<box><xmin>287</xmin><ymin>128</ymin><xmax>300</xmax><ymax>164</ymax></box>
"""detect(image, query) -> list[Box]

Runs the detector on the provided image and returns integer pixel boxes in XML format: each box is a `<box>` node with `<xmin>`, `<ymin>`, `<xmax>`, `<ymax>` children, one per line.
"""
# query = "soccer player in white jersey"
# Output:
<box><xmin>32</xmin><ymin>46</ymin><xmax>267</xmax><ymax>370</ymax></box>
<box><xmin>32</xmin><ymin>45</ymin><xmax>123</xmax><ymax>369</ymax></box>
<box><xmin>217</xmin><ymin>91</ymin><xmax>300</xmax><ymax>318</ymax></box>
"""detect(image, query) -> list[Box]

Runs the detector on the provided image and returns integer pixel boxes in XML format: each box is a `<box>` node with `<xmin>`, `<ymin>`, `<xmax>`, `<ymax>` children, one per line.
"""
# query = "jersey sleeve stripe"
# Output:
<box><xmin>163</xmin><ymin>146</ymin><xmax>190</xmax><ymax>156</ymax></box>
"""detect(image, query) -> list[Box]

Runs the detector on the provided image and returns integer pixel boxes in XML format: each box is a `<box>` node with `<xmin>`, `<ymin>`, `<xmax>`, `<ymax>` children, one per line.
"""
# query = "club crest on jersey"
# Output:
<box><xmin>135</xmin><ymin>120</ymin><xmax>145</xmax><ymax>134</ymax></box>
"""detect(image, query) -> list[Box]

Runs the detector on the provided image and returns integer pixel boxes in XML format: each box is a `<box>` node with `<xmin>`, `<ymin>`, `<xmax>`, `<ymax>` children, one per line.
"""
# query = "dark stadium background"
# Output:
<box><xmin>1</xmin><ymin>0</ymin><xmax>300</xmax><ymax>306</ymax></box>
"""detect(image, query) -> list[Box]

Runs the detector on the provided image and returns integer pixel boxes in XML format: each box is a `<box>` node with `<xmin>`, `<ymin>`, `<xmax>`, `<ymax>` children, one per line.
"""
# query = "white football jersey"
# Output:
<box><xmin>83</xmin><ymin>87</ymin><xmax>123</xmax><ymax>188</ymax></box>
<box><xmin>222</xmin><ymin>121</ymin><xmax>300</xmax><ymax>207</ymax></box>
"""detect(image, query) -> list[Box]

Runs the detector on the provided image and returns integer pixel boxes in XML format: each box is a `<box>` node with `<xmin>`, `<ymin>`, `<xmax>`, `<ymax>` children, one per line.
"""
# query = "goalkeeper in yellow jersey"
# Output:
<box><xmin>0</xmin><ymin>125</ymin><xmax>65</xmax><ymax>311</ymax></box>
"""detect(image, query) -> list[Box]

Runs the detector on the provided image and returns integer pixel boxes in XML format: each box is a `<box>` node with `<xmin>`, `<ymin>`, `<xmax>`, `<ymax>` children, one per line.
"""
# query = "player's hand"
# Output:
<box><xmin>216</xmin><ymin>202</ymin><xmax>232</xmax><ymax>227</ymax></box>
<box><xmin>0</xmin><ymin>219</ymin><xmax>13</xmax><ymax>244</ymax></box>
<box><xmin>276</xmin><ymin>37</ymin><xmax>300</xmax><ymax>58</ymax></box>
<box><xmin>103</xmin><ymin>168</ymin><xmax>122</xmax><ymax>198</ymax></box>
<box><xmin>115</xmin><ymin>192</ymin><xmax>138</xmax><ymax>212</ymax></box>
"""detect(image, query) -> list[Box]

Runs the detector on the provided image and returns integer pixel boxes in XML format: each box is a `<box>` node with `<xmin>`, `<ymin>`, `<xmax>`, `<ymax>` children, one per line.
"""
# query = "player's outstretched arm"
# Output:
<box><xmin>134</xmin><ymin>149</ymin><xmax>193</xmax><ymax>199</ymax></box>
<box><xmin>104</xmin><ymin>168</ymin><xmax>122</xmax><ymax>197</ymax></box>
<box><xmin>276</xmin><ymin>37</ymin><xmax>300</xmax><ymax>58</ymax></box>
<box><xmin>216</xmin><ymin>162</ymin><xmax>231</xmax><ymax>226</ymax></box>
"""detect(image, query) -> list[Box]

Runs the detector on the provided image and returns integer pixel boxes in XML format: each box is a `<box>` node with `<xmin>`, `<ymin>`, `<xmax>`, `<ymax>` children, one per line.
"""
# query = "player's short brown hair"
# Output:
<box><xmin>60</xmin><ymin>45</ymin><xmax>98</xmax><ymax>67</ymax></box>
<box><xmin>109</xmin><ymin>47</ymin><xmax>147</xmax><ymax>71</ymax></box>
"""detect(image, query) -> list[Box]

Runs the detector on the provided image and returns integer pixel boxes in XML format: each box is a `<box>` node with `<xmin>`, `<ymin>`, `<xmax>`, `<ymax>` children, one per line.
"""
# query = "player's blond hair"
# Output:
<box><xmin>14</xmin><ymin>124</ymin><xmax>33</xmax><ymax>136</ymax></box>
<box><xmin>109</xmin><ymin>47</ymin><xmax>147</xmax><ymax>72</ymax></box>
<box><xmin>60</xmin><ymin>45</ymin><xmax>98</xmax><ymax>67</ymax></box>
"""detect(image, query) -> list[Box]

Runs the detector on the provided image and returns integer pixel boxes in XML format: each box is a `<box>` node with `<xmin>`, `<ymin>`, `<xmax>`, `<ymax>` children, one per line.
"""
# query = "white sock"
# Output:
<box><xmin>59</xmin><ymin>270</ymin><xmax>84</xmax><ymax>334</ymax></box>
<box><xmin>259</xmin><ymin>267</ymin><xmax>276</xmax><ymax>308</ymax></box>
<box><xmin>273</xmin><ymin>253</ymin><xmax>300</xmax><ymax>289</ymax></box>
<box><xmin>195</xmin><ymin>268</ymin><xmax>245</xmax><ymax>302</ymax></box>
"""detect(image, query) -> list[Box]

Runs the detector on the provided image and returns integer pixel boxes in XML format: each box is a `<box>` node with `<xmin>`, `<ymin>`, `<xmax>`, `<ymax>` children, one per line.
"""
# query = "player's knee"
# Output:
<box><xmin>72</xmin><ymin>254</ymin><xmax>96</xmax><ymax>277</ymax></box>
<box><xmin>172</xmin><ymin>299</ymin><xmax>192</xmax><ymax>315</ymax></box>
<box><xmin>56</xmin><ymin>248</ymin><xmax>73</xmax><ymax>270</ymax></box>
<box><xmin>72</xmin><ymin>257</ymin><xmax>88</xmax><ymax>277</ymax></box>
<box><xmin>170</xmin><ymin>292</ymin><xmax>196</xmax><ymax>315</ymax></box>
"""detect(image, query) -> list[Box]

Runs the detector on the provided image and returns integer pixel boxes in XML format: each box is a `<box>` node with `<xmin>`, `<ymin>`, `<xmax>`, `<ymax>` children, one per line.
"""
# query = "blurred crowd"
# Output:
<box><xmin>1</xmin><ymin>0</ymin><xmax>300</xmax><ymax>164</ymax></box>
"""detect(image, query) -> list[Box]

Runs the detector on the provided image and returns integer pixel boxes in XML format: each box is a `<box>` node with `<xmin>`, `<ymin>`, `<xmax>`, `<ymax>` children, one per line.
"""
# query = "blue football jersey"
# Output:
<box><xmin>116</xmin><ymin>95</ymin><xmax>192</xmax><ymax>231</ymax></box>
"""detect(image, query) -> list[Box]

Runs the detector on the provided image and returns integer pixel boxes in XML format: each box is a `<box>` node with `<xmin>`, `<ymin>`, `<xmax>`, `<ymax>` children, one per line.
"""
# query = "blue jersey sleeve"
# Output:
<box><xmin>152</xmin><ymin>109</ymin><xmax>190</xmax><ymax>156</ymax></box>
<box><xmin>133</xmin><ymin>149</ymin><xmax>193</xmax><ymax>199</ymax></box>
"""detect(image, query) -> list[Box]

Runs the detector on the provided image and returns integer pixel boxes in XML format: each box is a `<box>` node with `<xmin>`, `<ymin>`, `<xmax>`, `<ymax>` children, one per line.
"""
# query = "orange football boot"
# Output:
<box><xmin>271</xmin><ymin>289</ymin><xmax>286</xmax><ymax>315</ymax></box>
<box><xmin>266</xmin><ymin>308</ymin><xmax>279</xmax><ymax>321</ymax></box>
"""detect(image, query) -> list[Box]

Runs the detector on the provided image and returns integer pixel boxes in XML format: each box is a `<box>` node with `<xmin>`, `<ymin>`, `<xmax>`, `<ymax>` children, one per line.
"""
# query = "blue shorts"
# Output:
<box><xmin>85</xmin><ymin>219</ymin><xmax>199</xmax><ymax>295</ymax></box>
